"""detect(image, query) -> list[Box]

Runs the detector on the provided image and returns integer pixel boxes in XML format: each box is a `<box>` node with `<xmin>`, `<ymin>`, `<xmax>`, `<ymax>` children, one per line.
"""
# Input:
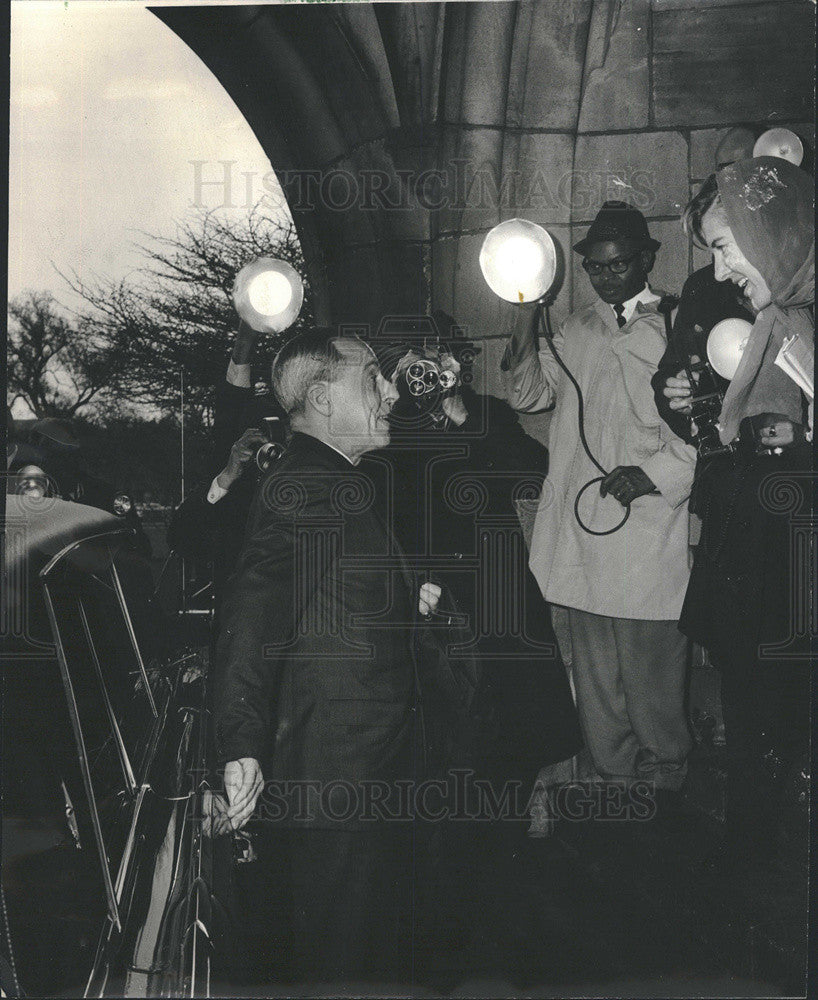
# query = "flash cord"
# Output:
<box><xmin>533</xmin><ymin>300</ymin><xmax>629</xmax><ymax>536</ymax></box>
<box><xmin>534</xmin><ymin>295</ymin><xmax>679</xmax><ymax>536</ymax></box>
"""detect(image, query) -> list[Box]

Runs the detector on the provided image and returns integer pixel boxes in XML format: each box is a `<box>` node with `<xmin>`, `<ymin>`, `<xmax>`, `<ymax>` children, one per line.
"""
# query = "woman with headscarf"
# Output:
<box><xmin>662</xmin><ymin>157</ymin><xmax>813</xmax><ymax>872</ymax></box>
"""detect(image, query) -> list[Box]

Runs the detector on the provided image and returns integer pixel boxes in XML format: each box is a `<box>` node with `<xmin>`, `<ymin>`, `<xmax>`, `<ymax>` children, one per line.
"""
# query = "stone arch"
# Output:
<box><xmin>155</xmin><ymin>0</ymin><xmax>814</xmax><ymax>403</ymax></box>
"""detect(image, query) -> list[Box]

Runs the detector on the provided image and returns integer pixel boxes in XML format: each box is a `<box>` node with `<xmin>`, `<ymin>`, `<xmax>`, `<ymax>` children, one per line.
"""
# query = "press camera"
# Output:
<box><xmin>255</xmin><ymin>416</ymin><xmax>286</xmax><ymax>473</ymax></box>
<box><xmin>683</xmin><ymin>355</ymin><xmax>735</xmax><ymax>459</ymax></box>
<box><xmin>685</xmin><ymin>317</ymin><xmax>756</xmax><ymax>458</ymax></box>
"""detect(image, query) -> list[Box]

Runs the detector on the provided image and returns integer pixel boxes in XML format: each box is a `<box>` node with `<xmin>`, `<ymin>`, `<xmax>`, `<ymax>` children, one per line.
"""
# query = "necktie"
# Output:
<box><xmin>614</xmin><ymin>303</ymin><xmax>626</xmax><ymax>328</ymax></box>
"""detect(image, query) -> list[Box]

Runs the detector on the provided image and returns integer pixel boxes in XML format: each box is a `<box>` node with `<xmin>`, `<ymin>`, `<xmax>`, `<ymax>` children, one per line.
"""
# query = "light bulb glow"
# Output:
<box><xmin>232</xmin><ymin>257</ymin><xmax>304</xmax><ymax>334</ymax></box>
<box><xmin>248</xmin><ymin>271</ymin><xmax>293</xmax><ymax>316</ymax></box>
<box><xmin>493</xmin><ymin>236</ymin><xmax>545</xmax><ymax>283</ymax></box>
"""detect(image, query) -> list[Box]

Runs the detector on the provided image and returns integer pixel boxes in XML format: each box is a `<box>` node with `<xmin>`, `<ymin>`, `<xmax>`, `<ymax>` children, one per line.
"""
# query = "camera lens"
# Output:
<box><xmin>407</xmin><ymin>362</ymin><xmax>425</xmax><ymax>379</ymax></box>
<box><xmin>256</xmin><ymin>442</ymin><xmax>284</xmax><ymax>473</ymax></box>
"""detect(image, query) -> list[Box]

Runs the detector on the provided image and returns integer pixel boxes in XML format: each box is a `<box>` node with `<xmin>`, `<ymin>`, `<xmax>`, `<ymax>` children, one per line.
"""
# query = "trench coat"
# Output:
<box><xmin>504</xmin><ymin>296</ymin><xmax>696</xmax><ymax>620</ymax></box>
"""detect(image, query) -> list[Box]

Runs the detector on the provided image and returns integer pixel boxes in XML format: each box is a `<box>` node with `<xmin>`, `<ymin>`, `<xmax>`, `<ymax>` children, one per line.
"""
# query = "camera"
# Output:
<box><xmin>404</xmin><ymin>357</ymin><xmax>460</xmax><ymax>398</ymax></box>
<box><xmin>255</xmin><ymin>416</ymin><xmax>286</xmax><ymax>473</ymax></box>
<box><xmin>684</xmin><ymin>355</ymin><xmax>735</xmax><ymax>459</ymax></box>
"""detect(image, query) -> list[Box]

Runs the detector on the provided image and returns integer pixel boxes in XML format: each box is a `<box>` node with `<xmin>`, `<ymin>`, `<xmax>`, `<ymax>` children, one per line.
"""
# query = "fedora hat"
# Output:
<box><xmin>573</xmin><ymin>201</ymin><xmax>661</xmax><ymax>256</ymax></box>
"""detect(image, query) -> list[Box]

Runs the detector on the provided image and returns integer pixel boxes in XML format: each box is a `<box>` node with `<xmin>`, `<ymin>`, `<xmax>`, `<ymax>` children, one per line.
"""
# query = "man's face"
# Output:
<box><xmin>14</xmin><ymin>465</ymin><xmax>52</xmax><ymax>498</ymax></box>
<box><xmin>583</xmin><ymin>240</ymin><xmax>650</xmax><ymax>305</ymax></box>
<box><xmin>327</xmin><ymin>339</ymin><xmax>399</xmax><ymax>457</ymax></box>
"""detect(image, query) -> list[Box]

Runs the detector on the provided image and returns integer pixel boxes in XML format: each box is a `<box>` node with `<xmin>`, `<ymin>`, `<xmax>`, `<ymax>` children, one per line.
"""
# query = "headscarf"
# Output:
<box><xmin>714</xmin><ymin>156</ymin><xmax>814</xmax><ymax>445</ymax></box>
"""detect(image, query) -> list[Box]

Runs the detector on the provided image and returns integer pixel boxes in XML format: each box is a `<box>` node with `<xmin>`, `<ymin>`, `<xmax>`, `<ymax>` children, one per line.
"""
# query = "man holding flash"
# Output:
<box><xmin>502</xmin><ymin>201</ymin><xmax>696</xmax><ymax>802</ymax></box>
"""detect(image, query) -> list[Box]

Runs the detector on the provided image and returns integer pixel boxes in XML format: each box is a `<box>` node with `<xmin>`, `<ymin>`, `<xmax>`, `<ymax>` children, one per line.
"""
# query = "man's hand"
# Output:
<box><xmin>418</xmin><ymin>580</ymin><xmax>442</xmax><ymax>617</ymax></box>
<box><xmin>201</xmin><ymin>790</ymin><xmax>232</xmax><ymax>838</ymax></box>
<box><xmin>753</xmin><ymin>412</ymin><xmax>806</xmax><ymax>452</ymax></box>
<box><xmin>662</xmin><ymin>355</ymin><xmax>701</xmax><ymax>414</ymax></box>
<box><xmin>438</xmin><ymin>352</ymin><xmax>468</xmax><ymax>426</ymax></box>
<box><xmin>224</xmin><ymin>757</ymin><xmax>263</xmax><ymax>831</ymax></box>
<box><xmin>216</xmin><ymin>427</ymin><xmax>268</xmax><ymax>490</ymax></box>
<box><xmin>600</xmin><ymin>466</ymin><xmax>657</xmax><ymax>507</ymax></box>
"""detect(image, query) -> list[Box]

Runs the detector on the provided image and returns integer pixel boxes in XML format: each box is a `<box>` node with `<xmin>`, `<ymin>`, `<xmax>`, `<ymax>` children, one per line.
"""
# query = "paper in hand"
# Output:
<box><xmin>774</xmin><ymin>334</ymin><xmax>814</xmax><ymax>400</ymax></box>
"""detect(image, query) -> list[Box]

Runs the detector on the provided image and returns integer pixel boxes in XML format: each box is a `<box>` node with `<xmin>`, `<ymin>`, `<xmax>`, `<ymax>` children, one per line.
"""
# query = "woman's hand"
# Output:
<box><xmin>753</xmin><ymin>412</ymin><xmax>807</xmax><ymax>451</ymax></box>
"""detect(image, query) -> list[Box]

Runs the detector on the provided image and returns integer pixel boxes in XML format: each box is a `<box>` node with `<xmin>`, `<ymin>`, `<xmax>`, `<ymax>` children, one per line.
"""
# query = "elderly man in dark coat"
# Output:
<box><xmin>214</xmin><ymin>328</ymin><xmax>475</xmax><ymax>985</ymax></box>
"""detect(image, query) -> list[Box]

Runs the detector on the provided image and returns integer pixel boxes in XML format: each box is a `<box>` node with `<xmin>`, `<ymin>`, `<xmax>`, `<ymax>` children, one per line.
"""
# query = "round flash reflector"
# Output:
<box><xmin>707</xmin><ymin>318</ymin><xmax>753</xmax><ymax>381</ymax></box>
<box><xmin>479</xmin><ymin>219</ymin><xmax>557</xmax><ymax>303</ymax></box>
<box><xmin>232</xmin><ymin>257</ymin><xmax>304</xmax><ymax>333</ymax></box>
<box><xmin>752</xmin><ymin>129</ymin><xmax>804</xmax><ymax>167</ymax></box>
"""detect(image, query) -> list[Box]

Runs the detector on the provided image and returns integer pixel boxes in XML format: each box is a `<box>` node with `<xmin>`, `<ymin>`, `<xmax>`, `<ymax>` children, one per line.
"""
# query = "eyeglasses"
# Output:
<box><xmin>581</xmin><ymin>252</ymin><xmax>639</xmax><ymax>276</ymax></box>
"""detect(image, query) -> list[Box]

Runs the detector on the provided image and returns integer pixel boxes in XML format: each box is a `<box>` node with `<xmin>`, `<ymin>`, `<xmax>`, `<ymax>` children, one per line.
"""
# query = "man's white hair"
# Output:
<box><xmin>271</xmin><ymin>327</ymin><xmax>346</xmax><ymax>417</ymax></box>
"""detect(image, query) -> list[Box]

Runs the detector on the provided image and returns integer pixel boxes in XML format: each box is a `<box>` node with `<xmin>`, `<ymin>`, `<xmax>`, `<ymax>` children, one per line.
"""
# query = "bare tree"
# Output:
<box><xmin>7</xmin><ymin>291</ymin><xmax>130</xmax><ymax>417</ymax></box>
<box><xmin>63</xmin><ymin>206</ymin><xmax>312</xmax><ymax>425</ymax></box>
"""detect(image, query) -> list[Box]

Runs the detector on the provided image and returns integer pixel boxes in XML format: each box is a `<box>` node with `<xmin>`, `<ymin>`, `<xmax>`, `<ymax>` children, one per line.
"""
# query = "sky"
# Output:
<box><xmin>8</xmin><ymin>0</ymin><xmax>291</xmax><ymax>307</ymax></box>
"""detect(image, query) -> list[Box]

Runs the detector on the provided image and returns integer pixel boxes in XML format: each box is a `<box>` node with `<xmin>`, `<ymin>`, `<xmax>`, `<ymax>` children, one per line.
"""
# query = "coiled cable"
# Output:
<box><xmin>533</xmin><ymin>294</ymin><xmax>677</xmax><ymax>536</ymax></box>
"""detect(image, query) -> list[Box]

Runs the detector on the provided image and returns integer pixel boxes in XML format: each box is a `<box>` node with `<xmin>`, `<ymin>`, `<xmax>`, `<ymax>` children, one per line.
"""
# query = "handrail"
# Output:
<box><xmin>77</xmin><ymin>598</ymin><xmax>138</xmax><ymax>796</ymax></box>
<box><xmin>41</xmin><ymin>579</ymin><xmax>121</xmax><ymax>933</ymax></box>
<box><xmin>109</xmin><ymin>560</ymin><xmax>158</xmax><ymax>719</ymax></box>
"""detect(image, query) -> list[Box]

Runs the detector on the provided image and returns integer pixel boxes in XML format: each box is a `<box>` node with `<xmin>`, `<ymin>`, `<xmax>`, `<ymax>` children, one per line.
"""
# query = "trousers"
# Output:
<box><xmin>566</xmin><ymin>608</ymin><xmax>691</xmax><ymax>790</ymax></box>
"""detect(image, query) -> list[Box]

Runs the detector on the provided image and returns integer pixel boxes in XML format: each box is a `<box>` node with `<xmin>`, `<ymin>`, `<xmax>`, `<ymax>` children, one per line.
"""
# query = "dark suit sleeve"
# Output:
<box><xmin>212</xmin><ymin>380</ymin><xmax>255</xmax><ymax>475</ymax></box>
<box><xmin>461</xmin><ymin>393</ymin><xmax>549</xmax><ymax>474</ymax></box>
<box><xmin>167</xmin><ymin>484</ymin><xmax>219</xmax><ymax>560</ymax></box>
<box><xmin>213</xmin><ymin>463</ymin><xmax>330</xmax><ymax>765</ymax></box>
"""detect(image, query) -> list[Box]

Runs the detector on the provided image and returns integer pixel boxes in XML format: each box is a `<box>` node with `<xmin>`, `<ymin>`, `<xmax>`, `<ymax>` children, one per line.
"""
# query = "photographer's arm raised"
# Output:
<box><xmin>501</xmin><ymin>304</ymin><xmax>562</xmax><ymax>413</ymax></box>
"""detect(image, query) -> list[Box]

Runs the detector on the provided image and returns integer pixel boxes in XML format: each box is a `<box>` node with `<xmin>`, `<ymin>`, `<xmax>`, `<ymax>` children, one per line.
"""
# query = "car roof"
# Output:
<box><xmin>4</xmin><ymin>494</ymin><xmax>127</xmax><ymax>579</ymax></box>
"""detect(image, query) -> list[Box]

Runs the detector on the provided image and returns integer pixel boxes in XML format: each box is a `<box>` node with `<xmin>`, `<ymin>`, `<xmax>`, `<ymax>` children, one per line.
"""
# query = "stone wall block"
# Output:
<box><xmin>435</xmin><ymin>126</ymin><xmax>506</xmax><ymax>236</ymax></box>
<box><xmin>648</xmin><ymin>219</ymin><xmax>689</xmax><ymax>298</ymax></box>
<box><xmin>328</xmin><ymin>241</ymin><xmax>429</xmax><ymax>328</ymax></box>
<box><xmin>499</xmin><ymin>132</ymin><xmax>576</xmax><ymax>227</ymax></box>
<box><xmin>516</xmin><ymin>0</ymin><xmax>593</xmax><ymax>129</ymax></box>
<box><xmin>432</xmin><ymin>232</ymin><xmax>504</xmax><ymax>340</ymax></box>
<box><xmin>572</xmin><ymin>131</ymin><xmax>688</xmax><ymax>222</ymax></box>
<box><xmin>459</xmin><ymin>1</ymin><xmax>518</xmax><ymax>127</ymax></box>
<box><xmin>578</xmin><ymin>0</ymin><xmax>650</xmax><ymax>132</ymax></box>
<box><xmin>652</xmin><ymin>3</ymin><xmax>814</xmax><ymax>127</ymax></box>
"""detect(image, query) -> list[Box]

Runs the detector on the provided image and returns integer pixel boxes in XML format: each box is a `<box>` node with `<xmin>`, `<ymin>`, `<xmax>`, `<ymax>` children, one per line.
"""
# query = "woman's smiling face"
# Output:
<box><xmin>701</xmin><ymin>205</ymin><xmax>772</xmax><ymax>312</ymax></box>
